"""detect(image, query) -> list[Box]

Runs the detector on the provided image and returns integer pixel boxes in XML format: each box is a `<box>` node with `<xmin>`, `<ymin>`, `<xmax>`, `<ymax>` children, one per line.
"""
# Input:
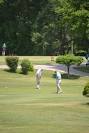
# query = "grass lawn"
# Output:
<box><xmin>0</xmin><ymin>69</ymin><xmax>89</xmax><ymax>133</ymax></box>
<box><xmin>0</xmin><ymin>56</ymin><xmax>57</xmax><ymax>65</ymax></box>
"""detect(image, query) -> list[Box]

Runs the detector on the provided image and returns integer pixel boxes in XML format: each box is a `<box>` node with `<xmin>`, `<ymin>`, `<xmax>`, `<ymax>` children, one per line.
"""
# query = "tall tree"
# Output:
<box><xmin>32</xmin><ymin>0</ymin><xmax>89</xmax><ymax>55</ymax></box>
<box><xmin>67</xmin><ymin>0</ymin><xmax>89</xmax><ymax>52</ymax></box>
<box><xmin>0</xmin><ymin>0</ymin><xmax>88</xmax><ymax>55</ymax></box>
<box><xmin>0</xmin><ymin>0</ymin><xmax>46</xmax><ymax>55</ymax></box>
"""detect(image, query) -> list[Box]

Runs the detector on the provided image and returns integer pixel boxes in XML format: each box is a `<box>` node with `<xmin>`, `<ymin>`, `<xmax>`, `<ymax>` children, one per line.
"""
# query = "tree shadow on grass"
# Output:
<box><xmin>81</xmin><ymin>102</ymin><xmax>89</xmax><ymax>106</ymax></box>
<box><xmin>3</xmin><ymin>69</ymin><xmax>16</xmax><ymax>73</ymax></box>
<box><xmin>4</xmin><ymin>69</ymin><xmax>23</xmax><ymax>75</ymax></box>
<box><xmin>74</xmin><ymin>66</ymin><xmax>89</xmax><ymax>73</ymax></box>
<box><xmin>86</xmin><ymin>102</ymin><xmax>89</xmax><ymax>106</ymax></box>
<box><xmin>52</xmin><ymin>73</ymin><xmax>80</xmax><ymax>79</ymax></box>
<box><xmin>3</xmin><ymin>69</ymin><xmax>33</xmax><ymax>76</ymax></box>
<box><xmin>62</xmin><ymin>73</ymin><xmax>80</xmax><ymax>79</ymax></box>
<box><xmin>3</xmin><ymin>69</ymin><xmax>21</xmax><ymax>75</ymax></box>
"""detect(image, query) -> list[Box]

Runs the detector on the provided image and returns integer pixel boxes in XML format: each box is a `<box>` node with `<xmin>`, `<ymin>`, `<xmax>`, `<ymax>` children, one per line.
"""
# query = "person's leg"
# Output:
<box><xmin>36</xmin><ymin>76</ymin><xmax>40</xmax><ymax>89</ymax></box>
<box><xmin>37</xmin><ymin>81</ymin><xmax>40</xmax><ymax>89</ymax></box>
<box><xmin>56</xmin><ymin>79</ymin><xmax>59</xmax><ymax>93</ymax></box>
<box><xmin>56</xmin><ymin>79</ymin><xmax>62</xmax><ymax>93</ymax></box>
<box><xmin>58</xmin><ymin>80</ymin><xmax>62</xmax><ymax>93</ymax></box>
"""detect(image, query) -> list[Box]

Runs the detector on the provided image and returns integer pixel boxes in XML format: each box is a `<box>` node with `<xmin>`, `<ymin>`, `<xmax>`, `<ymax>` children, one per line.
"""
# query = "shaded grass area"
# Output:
<box><xmin>0</xmin><ymin>69</ymin><xmax>89</xmax><ymax>133</ymax></box>
<box><xmin>74</xmin><ymin>66</ymin><xmax>89</xmax><ymax>73</ymax></box>
<box><xmin>52</xmin><ymin>72</ymin><xmax>80</xmax><ymax>79</ymax></box>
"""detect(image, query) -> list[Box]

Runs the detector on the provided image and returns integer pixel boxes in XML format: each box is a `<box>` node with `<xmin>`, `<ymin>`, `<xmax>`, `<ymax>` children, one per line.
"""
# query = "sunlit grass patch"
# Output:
<box><xmin>0</xmin><ymin>69</ymin><xmax>89</xmax><ymax>133</ymax></box>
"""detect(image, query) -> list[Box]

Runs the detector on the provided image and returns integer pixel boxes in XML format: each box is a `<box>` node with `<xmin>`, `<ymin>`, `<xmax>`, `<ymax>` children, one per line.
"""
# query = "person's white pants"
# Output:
<box><xmin>36</xmin><ymin>75</ymin><xmax>41</xmax><ymax>89</ymax></box>
<box><xmin>56</xmin><ymin>79</ymin><xmax>62</xmax><ymax>93</ymax></box>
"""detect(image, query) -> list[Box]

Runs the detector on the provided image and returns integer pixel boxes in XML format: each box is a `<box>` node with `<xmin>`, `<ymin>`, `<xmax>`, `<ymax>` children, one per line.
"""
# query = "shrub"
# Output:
<box><xmin>21</xmin><ymin>59</ymin><xmax>34</xmax><ymax>74</ymax></box>
<box><xmin>5</xmin><ymin>56</ymin><xmax>19</xmax><ymax>72</ymax></box>
<box><xmin>75</xmin><ymin>50</ymin><xmax>87</xmax><ymax>56</ymax></box>
<box><xmin>76</xmin><ymin>56</ymin><xmax>84</xmax><ymax>66</ymax></box>
<box><xmin>83</xmin><ymin>82</ymin><xmax>89</xmax><ymax>97</ymax></box>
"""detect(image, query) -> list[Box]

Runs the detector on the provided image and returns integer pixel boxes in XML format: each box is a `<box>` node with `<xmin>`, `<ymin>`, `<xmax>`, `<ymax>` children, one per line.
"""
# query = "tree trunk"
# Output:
<box><xmin>67</xmin><ymin>65</ymin><xmax>70</xmax><ymax>78</ymax></box>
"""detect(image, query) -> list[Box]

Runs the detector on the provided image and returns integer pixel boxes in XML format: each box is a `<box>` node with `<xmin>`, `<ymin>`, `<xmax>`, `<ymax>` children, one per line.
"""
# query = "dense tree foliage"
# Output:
<box><xmin>0</xmin><ymin>0</ymin><xmax>89</xmax><ymax>55</ymax></box>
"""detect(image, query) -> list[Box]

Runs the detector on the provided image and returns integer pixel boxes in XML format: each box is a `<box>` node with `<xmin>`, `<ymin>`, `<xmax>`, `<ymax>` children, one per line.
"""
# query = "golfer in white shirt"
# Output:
<box><xmin>56</xmin><ymin>71</ymin><xmax>62</xmax><ymax>94</ymax></box>
<box><xmin>36</xmin><ymin>68</ymin><xmax>43</xmax><ymax>89</ymax></box>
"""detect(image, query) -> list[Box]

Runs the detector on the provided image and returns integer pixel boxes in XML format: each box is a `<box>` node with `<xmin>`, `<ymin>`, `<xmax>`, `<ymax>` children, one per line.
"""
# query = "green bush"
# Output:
<box><xmin>75</xmin><ymin>50</ymin><xmax>87</xmax><ymax>56</ymax></box>
<box><xmin>5</xmin><ymin>56</ymin><xmax>19</xmax><ymax>72</ymax></box>
<box><xmin>83</xmin><ymin>82</ymin><xmax>89</xmax><ymax>97</ymax></box>
<box><xmin>21</xmin><ymin>59</ymin><xmax>34</xmax><ymax>74</ymax></box>
<box><xmin>76</xmin><ymin>56</ymin><xmax>84</xmax><ymax>66</ymax></box>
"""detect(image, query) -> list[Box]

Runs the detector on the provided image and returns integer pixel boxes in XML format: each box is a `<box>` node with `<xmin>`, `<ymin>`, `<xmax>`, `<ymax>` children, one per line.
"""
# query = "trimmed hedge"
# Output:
<box><xmin>21</xmin><ymin>59</ymin><xmax>34</xmax><ymax>74</ymax></box>
<box><xmin>83</xmin><ymin>82</ymin><xmax>89</xmax><ymax>97</ymax></box>
<box><xmin>5</xmin><ymin>56</ymin><xmax>19</xmax><ymax>72</ymax></box>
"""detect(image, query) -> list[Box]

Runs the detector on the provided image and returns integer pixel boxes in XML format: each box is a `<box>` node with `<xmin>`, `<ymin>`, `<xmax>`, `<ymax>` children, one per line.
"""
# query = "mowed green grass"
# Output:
<box><xmin>0</xmin><ymin>56</ymin><xmax>56</xmax><ymax>65</ymax></box>
<box><xmin>0</xmin><ymin>69</ymin><xmax>89</xmax><ymax>133</ymax></box>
